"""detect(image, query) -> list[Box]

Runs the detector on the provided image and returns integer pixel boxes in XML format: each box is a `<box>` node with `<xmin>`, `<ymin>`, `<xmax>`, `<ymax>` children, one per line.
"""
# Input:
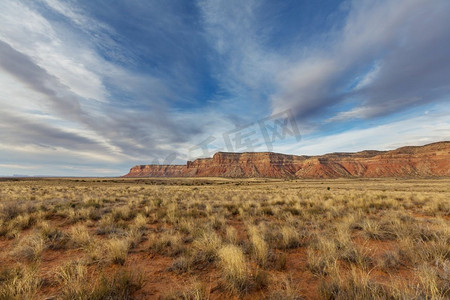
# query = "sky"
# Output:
<box><xmin>0</xmin><ymin>0</ymin><xmax>449</xmax><ymax>176</ymax></box>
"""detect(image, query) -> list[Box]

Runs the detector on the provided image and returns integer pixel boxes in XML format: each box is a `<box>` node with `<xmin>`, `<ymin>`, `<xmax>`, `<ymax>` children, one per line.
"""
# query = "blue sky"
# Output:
<box><xmin>0</xmin><ymin>0</ymin><xmax>449</xmax><ymax>176</ymax></box>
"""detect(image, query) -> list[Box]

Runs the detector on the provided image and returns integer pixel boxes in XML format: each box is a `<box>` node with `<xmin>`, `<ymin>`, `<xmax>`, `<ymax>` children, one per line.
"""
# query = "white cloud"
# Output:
<box><xmin>271</xmin><ymin>0</ymin><xmax>450</xmax><ymax>120</ymax></box>
<box><xmin>278</xmin><ymin>105</ymin><xmax>450</xmax><ymax>156</ymax></box>
<box><xmin>0</xmin><ymin>0</ymin><xmax>109</xmax><ymax>102</ymax></box>
<box><xmin>0</xmin><ymin>164</ymin><xmax>40</xmax><ymax>170</ymax></box>
<box><xmin>353</xmin><ymin>61</ymin><xmax>381</xmax><ymax>90</ymax></box>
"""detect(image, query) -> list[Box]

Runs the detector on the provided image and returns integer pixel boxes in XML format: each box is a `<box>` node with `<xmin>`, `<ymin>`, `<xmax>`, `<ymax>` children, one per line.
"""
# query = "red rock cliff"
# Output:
<box><xmin>123</xmin><ymin>141</ymin><xmax>450</xmax><ymax>178</ymax></box>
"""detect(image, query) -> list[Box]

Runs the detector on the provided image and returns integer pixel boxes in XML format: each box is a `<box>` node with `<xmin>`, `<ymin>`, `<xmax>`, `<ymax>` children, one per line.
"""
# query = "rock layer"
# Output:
<box><xmin>123</xmin><ymin>141</ymin><xmax>450</xmax><ymax>178</ymax></box>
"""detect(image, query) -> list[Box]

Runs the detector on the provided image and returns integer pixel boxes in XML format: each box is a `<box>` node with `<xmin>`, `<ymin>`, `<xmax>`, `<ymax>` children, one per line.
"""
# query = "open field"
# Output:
<box><xmin>0</xmin><ymin>178</ymin><xmax>449</xmax><ymax>299</ymax></box>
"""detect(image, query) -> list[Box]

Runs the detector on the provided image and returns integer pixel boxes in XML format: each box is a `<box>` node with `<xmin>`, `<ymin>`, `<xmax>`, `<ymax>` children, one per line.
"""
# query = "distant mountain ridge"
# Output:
<box><xmin>123</xmin><ymin>141</ymin><xmax>450</xmax><ymax>178</ymax></box>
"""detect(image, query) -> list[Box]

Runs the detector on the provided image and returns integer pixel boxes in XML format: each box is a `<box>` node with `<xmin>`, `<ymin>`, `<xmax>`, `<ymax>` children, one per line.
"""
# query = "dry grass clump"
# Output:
<box><xmin>209</xmin><ymin>215</ymin><xmax>226</xmax><ymax>230</ymax></box>
<box><xmin>0</xmin><ymin>202</ymin><xmax>23</xmax><ymax>221</ymax></box>
<box><xmin>168</xmin><ymin>256</ymin><xmax>193</xmax><ymax>274</ymax></box>
<box><xmin>10</xmin><ymin>214</ymin><xmax>34</xmax><ymax>231</ymax></box>
<box><xmin>56</xmin><ymin>260</ymin><xmax>143</xmax><ymax>299</ymax></box>
<box><xmin>218</xmin><ymin>244</ymin><xmax>251</xmax><ymax>293</ymax></box>
<box><xmin>0</xmin><ymin>265</ymin><xmax>40</xmax><ymax>299</ymax></box>
<box><xmin>132</xmin><ymin>213</ymin><xmax>148</xmax><ymax>230</ymax></box>
<box><xmin>64</xmin><ymin>207</ymin><xmax>91</xmax><ymax>224</ymax></box>
<box><xmin>162</xmin><ymin>281</ymin><xmax>208</xmax><ymax>300</ymax></box>
<box><xmin>248</xmin><ymin>225</ymin><xmax>269</xmax><ymax>267</ymax></box>
<box><xmin>165</xmin><ymin>202</ymin><xmax>179</xmax><ymax>224</ymax></box>
<box><xmin>225</xmin><ymin>226</ymin><xmax>238</xmax><ymax>244</ymax></box>
<box><xmin>56</xmin><ymin>261</ymin><xmax>89</xmax><ymax>299</ymax></box>
<box><xmin>0</xmin><ymin>212</ymin><xmax>36</xmax><ymax>239</ymax></box>
<box><xmin>279</xmin><ymin>225</ymin><xmax>301</xmax><ymax>249</ymax></box>
<box><xmin>149</xmin><ymin>231</ymin><xmax>185</xmax><ymax>257</ymax></box>
<box><xmin>362</xmin><ymin>219</ymin><xmax>387</xmax><ymax>240</ymax></box>
<box><xmin>319</xmin><ymin>267</ymin><xmax>396</xmax><ymax>299</ymax></box>
<box><xmin>417</xmin><ymin>264</ymin><xmax>449</xmax><ymax>299</ymax></box>
<box><xmin>192</xmin><ymin>231</ymin><xmax>222</xmax><ymax>264</ymax></box>
<box><xmin>113</xmin><ymin>206</ymin><xmax>136</xmax><ymax>222</ymax></box>
<box><xmin>68</xmin><ymin>224</ymin><xmax>92</xmax><ymax>249</ymax></box>
<box><xmin>105</xmin><ymin>238</ymin><xmax>130</xmax><ymax>265</ymax></box>
<box><xmin>39</xmin><ymin>223</ymin><xmax>69</xmax><ymax>250</ymax></box>
<box><xmin>307</xmin><ymin>237</ymin><xmax>338</xmax><ymax>276</ymax></box>
<box><xmin>177</xmin><ymin>218</ymin><xmax>197</xmax><ymax>235</ymax></box>
<box><xmin>398</xmin><ymin>229</ymin><xmax>450</xmax><ymax>267</ymax></box>
<box><xmin>377</xmin><ymin>249</ymin><xmax>402</xmax><ymax>271</ymax></box>
<box><xmin>12</xmin><ymin>233</ymin><xmax>45</xmax><ymax>263</ymax></box>
<box><xmin>125</xmin><ymin>227</ymin><xmax>146</xmax><ymax>249</ymax></box>
<box><xmin>96</xmin><ymin>214</ymin><xmax>120</xmax><ymax>236</ymax></box>
<box><xmin>266</xmin><ymin>275</ymin><xmax>302</xmax><ymax>300</ymax></box>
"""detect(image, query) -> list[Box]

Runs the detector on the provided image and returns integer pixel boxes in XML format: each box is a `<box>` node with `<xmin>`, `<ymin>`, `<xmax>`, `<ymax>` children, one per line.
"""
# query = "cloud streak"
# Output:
<box><xmin>272</xmin><ymin>0</ymin><xmax>450</xmax><ymax>121</ymax></box>
<box><xmin>0</xmin><ymin>0</ymin><xmax>449</xmax><ymax>176</ymax></box>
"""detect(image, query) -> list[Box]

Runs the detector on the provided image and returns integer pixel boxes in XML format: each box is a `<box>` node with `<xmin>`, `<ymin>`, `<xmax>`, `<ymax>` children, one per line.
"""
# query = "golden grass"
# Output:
<box><xmin>218</xmin><ymin>244</ymin><xmax>250</xmax><ymax>293</ymax></box>
<box><xmin>0</xmin><ymin>265</ymin><xmax>40</xmax><ymax>299</ymax></box>
<box><xmin>247</xmin><ymin>224</ymin><xmax>269</xmax><ymax>267</ymax></box>
<box><xmin>0</xmin><ymin>177</ymin><xmax>449</xmax><ymax>299</ymax></box>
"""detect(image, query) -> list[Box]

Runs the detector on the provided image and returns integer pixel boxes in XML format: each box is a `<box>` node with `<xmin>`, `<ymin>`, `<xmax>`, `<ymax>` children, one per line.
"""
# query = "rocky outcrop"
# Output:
<box><xmin>125</xmin><ymin>165</ymin><xmax>185</xmax><ymax>177</ymax></box>
<box><xmin>123</xmin><ymin>141</ymin><xmax>450</xmax><ymax>178</ymax></box>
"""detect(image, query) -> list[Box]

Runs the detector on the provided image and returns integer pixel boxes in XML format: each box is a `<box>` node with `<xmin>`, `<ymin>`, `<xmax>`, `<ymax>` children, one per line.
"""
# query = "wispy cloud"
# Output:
<box><xmin>280</xmin><ymin>105</ymin><xmax>450</xmax><ymax>156</ymax></box>
<box><xmin>0</xmin><ymin>0</ymin><xmax>218</xmax><ymax>171</ymax></box>
<box><xmin>198</xmin><ymin>0</ymin><xmax>285</xmax><ymax>121</ymax></box>
<box><xmin>0</xmin><ymin>0</ymin><xmax>449</xmax><ymax>176</ymax></box>
<box><xmin>272</xmin><ymin>0</ymin><xmax>450</xmax><ymax>121</ymax></box>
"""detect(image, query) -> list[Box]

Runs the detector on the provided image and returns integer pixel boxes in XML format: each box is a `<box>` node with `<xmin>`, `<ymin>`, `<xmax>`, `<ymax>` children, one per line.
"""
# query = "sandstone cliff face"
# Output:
<box><xmin>125</xmin><ymin>165</ymin><xmax>185</xmax><ymax>177</ymax></box>
<box><xmin>123</xmin><ymin>141</ymin><xmax>450</xmax><ymax>178</ymax></box>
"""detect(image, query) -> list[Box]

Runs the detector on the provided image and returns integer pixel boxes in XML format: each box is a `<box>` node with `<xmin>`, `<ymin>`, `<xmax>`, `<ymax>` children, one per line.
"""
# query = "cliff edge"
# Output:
<box><xmin>123</xmin><ymin>141</ymin><xmax>450</xmax><ymax>178</ymax></box>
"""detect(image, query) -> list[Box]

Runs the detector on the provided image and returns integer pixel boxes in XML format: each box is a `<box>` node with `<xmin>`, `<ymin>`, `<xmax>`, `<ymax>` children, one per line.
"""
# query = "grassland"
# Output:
<box><xmin>0</xmin><ymin>177</ymin><xmax>449</xmax><ymax>299</ymax></box>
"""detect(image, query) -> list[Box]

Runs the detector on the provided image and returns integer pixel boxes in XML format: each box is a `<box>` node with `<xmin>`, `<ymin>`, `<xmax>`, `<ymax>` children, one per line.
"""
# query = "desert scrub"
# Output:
<box><xmin>168</xmin><ymin>256</ymin><xmax>192</xmax><ymax>274</ymax></box>
<box><xmin>149</xmin><ymin>232</ymin><xmax>185</xmax><ymax>257</ymax></box>
<box><xmin>0</xmin><ymin>265</ymin><xmax>41</xmax><ymax>299</ymax></box>
<box><xmin>82</xmin><ymin>197</ymin><xmax>104</xmax><ymax>209</ymax></box>
<box><xmin>192</xmin><ymin>231</ymin><xmax>222</xmax><ymax>264</ymax></box>
<box><xmin>399</xmin><ymin>233</ymin><xmax>449</xmax><ymax>266</ymax></box>
<box><xmin>266</xmin><ymin>275</ymin><xmax>302</xmax><ymax>300</ymax></box>
<box><xmin>361</xmin><ymin>218</ymin><xmax>384</xmax><ymax>240</ymax></box>
<box><xmin>57</xmin><ymin>261</ymin><xmax>143</xmax><ymax>299</ymax></box>
<box><xmin>12</xmin><ymin>233</ymin><xmax>45</xmax><ymax>263</ymax></box>
<box><xmin>162</xmin><ymin>281</ymin><xmax>208</xmax><ymax>300</ymax></box>
<box><xmin>105</xmin><ymin>238</ymin><xmax>130</xmax><ymax>265</ymax></box>
<box><xmin>218</xmin><ymin>244</ymin><xmax>251</xmax><ymax>293</ymax></box>
<box><xmin>318</xmin><ymin>267</ymin><xmax>396</xmax><ymax>299</ymax></box>
<box><xmin>177</xmin><ymin>218</ymin><xmax>197</xmax><ymax>235</ymax></box>
<box><xmin>96</xmin><ymin>214</ymin><xmax>120</xmax><ymax>236</ymax></box>
<box><xmin>68</xmin><ymin>224</ymin><xmax>92</xmax><ymax>249</ymax></box>
<box><xmin>307</xmin><ymin>236</ymin><xmax>338</xmax><ymax>276</ymax></box>
<box><xmin>132</xmin><ymin>213</ymin><xmax>147</xmax><ymax>230</ymax></box>
<box><xmin>248</xmin><ymin>225</ymin><xmax>269</xmax><ymax>267</ymax></box>
<box><xmin>417</xmin><ymin>264</ymin><xmax>449</xmax><ymax>299</ymax></box>
<box><xmin>165</xmin><ymin>202</ymin><xmax>179</xmax><ymax>224</ymax></box>
<box><xmin>10</xmin><ymin>214</ymin><xmax>34</xmax><ymax>231</ymax></box>
<box><xmin>92</xmin><ymin>269</ymin><xmax>143</xmax><ymax>299</ymax></box>
<box><xmin>209</xmin><ymin>215</ymin><xmax>226</xmax><ymax>230</ymax></box>
<box><xmin>225</xmin><ymin>226</ymin><xmax>238</xmax><ymax>244</ymax></box>
<box><xmin>65</xmin><ymin>208</ymin><xmax>90</xmax><ymax>224</ymax></box>
<box><xmin>0</xmin><ymin>178</ymin><xmax>449</xmax><ymax>299</ymax></box>
<box><xmin>0</xmin><ymin>201</ymin><xmax>28</xmax><ymax>221</ymax></box>
<box><xmin>278</xmin><ymin>225</ymin><xmax>301</xmax><ymax>249</ymax></box>
<box><xmin>39</xmin><ymin>221</ymin><xmax>69</xmax><ymax>250</ymax></box>
<box><xmin>377</xmin><ymin>249</ymin><xmax>402</xmax><ymax>271</ymax></box>
<box><xmin>56</xmin><ymin>261</ymin><xmax>90</xmax><ymax>299</ymax></box>
<box><xmin>0</xmin><ymin>213</ymin><xmax>36</xmax><ymax>239</ymax></box>
<box><xmin>113</xmin><ymin>206</ymin><xmax>136</xmax><ymax>222</ymax></box>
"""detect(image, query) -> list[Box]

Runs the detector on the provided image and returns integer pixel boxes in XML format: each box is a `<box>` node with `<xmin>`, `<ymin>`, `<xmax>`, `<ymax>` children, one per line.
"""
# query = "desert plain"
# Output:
<box><xmin>0</xmin><ymin>177</ymin><xmax>449</xmax><ymax>299</ymax></box>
